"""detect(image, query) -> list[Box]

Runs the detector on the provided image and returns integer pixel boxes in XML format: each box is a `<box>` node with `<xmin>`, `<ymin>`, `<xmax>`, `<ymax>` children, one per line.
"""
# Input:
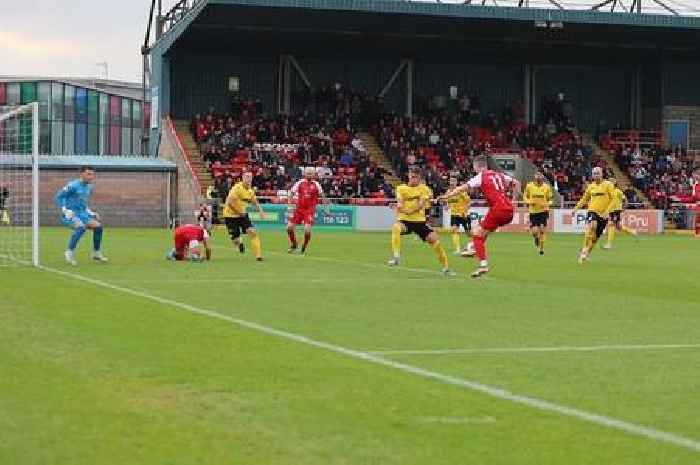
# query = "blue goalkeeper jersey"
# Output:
<box><xmin>55</xmin><ymin>179</ymin><xmax>93</xmax><ymax>214</ymax></box>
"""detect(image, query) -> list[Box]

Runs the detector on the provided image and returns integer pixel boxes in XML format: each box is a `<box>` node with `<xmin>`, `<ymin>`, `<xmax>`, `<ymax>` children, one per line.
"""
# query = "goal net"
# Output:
<box><xmin>0</xmin><ymin>103</ymin><xmax>39</xmax><ymax>266</ymax></box>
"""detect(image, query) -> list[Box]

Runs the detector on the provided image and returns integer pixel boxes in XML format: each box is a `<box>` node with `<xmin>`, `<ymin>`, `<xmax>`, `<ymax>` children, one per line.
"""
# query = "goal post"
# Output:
<box><xmin>0</xmin><ymin>102</ymin><xmax>40</xmax><ymax>266</ymax></box>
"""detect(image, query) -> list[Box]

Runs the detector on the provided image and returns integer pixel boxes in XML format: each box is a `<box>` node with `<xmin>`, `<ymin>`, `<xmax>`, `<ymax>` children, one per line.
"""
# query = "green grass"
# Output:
<box><xmin>1</xmin><ymin>227</ymin><xmax>699</xmax><ymax>465</ymax></box>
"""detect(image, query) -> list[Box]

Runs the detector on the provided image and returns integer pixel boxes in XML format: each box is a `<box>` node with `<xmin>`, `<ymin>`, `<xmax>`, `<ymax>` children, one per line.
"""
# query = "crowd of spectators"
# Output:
<box><xmin>187</xmin><ymin>90</ymin><xmax>694</xmax><ymax>211</ymax></box>
<box><xmin>614</xmin><ymin>144</ymin><xmax>696</xmax><ymax>209</ymax></box>
<box><xmin>376</xmin><ymin>95</ymin><xmax>599</xmax><ymax>202</ymax></box>
<box><xmin>190</xmin><ymin>89</ymin><xmax>394</xmax><ymax>203</ymax></box>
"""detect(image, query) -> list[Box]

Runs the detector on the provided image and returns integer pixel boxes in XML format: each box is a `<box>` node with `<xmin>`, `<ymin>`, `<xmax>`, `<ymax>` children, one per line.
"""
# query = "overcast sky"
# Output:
<box><xmin>0</xmin><ymin>0</ymin><xmax>179</xmax><ymax>83</ymax></box>
<box><xmin>1</xmin><ymin>0</ymin><xmax>698</xmax><ymax>83</ymax></box>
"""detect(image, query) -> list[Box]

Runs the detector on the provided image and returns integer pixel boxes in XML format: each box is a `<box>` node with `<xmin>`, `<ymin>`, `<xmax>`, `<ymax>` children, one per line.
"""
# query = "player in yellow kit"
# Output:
<box><xmin>572</xmin><ymin>167</ymin><xmax>614</xmax><ymax>264</ymax></box>
<box><xmin>445</xmin><ymin>177</ymin><xmax>471</xmax><ymax>255</ymax></box>
<box><xmin>222</xmin><ymin>171</ymin><xmax>267</xmax><ymax>261</ymax></box>
<box><xmin>388</xmin><ymin>168</ymin><xmax>454</xmax><ymax>276</ymax></box>
<box><xmin>603</xmin><ymin>179</ymin><xmax>638</xmax><ymax>249</ymax></box>
<box><xmin>523</xmin><ymin>171</ymin><xmax>553</xmax><ymax>255</ymax></box>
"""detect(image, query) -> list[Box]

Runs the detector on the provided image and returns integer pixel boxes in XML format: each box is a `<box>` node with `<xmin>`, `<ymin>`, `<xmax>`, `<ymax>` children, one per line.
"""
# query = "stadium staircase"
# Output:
<box><xmin>173</xmin><ymin>120</ymin><xmax>213</xmax><ymax>196</ymax></box>
<box><xmin>585</xmin><ymin>137</ymin><xmax>651</xmax><ymax>206</ymax></box>
<box><xmin>356</xmin><ymin>133</ymin><xmax>401</xmax><ymax>186</ymax></box>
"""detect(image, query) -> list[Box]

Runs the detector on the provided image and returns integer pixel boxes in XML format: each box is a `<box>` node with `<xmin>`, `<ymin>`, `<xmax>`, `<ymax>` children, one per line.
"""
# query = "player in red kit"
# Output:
<box><xmin>287</xmin><ymin>167</ymin><xmax>328</xmax><ymax>254</ymax></box>
<box><xmin>440</xmin><ymin>156</ymin><xmax>520</xmax><ymax>278</ymax></box>
<box><xmin>166</xmin><ymin>224</ymin><xmax>211</xmax><ymax>262</ymax></box>
<box><xmin>693</xmin><ymin>168</ymin><xmax>700</xmax><ymax>237</ymax></box>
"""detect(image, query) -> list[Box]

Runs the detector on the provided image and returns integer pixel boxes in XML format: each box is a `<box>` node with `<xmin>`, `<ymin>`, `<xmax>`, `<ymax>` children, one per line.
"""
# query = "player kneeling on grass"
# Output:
<box><xmin>388</xmin><ymin>168</ymin><xmax>454</xmax><ymax>277</ymax></box>
<box><xmin>167</xmin><ymin>224</ymin><xmax>211</xmax><ymax>262</ymax></box>
<box><xmin>572</xmin><ymin>167</ymin><xmax>613</xmax><ymax>263</ymax></box>
<box><xmin>603</xmin><ymin>178</ymin><xmax>638</xmax><ymax>249</ymax></box>
<box><xmin>287</xmin><ymin>166</ymin><xmax>329</xmax><ymax>255</ymax></box>
<box><xmin>55</xmin><ymin>166</ymin><xmax>107</xmax><ymax>266</ymax></box>
<box><xmin>222</xmin><ymin>171</ymin><xmax>266</xmax><ymax>261</ymax></box>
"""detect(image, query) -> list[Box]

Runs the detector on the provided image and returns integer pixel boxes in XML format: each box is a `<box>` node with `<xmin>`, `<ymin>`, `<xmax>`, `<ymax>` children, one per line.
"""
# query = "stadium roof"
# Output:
<box><xmin>157</xmin><ymin>0</ymin><xmax>700</xmax><ymax>48</ymax></box>
<box><xmin>152</xmin><ymin>0</ymin><xmax>700</xmax><ymax>59</ymax></box>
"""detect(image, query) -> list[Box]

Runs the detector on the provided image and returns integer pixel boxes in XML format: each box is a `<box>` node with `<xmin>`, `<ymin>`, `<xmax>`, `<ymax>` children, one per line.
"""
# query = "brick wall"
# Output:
<box><xmin>663</xmin><ymin>106</ymin><xmax>700</xmax><ymax>150</ymax></box>
<box><xmin>4</xmin><ymin>169</ymin><xmax>171</xmax><ymax>227</ymax></box>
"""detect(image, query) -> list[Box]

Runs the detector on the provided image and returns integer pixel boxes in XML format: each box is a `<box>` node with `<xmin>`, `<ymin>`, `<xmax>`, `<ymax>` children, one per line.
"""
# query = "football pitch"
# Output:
<box><xmin>2</xmin><ymin>228</ymin><xmax>699</xmax><ymax>465</ymax></box>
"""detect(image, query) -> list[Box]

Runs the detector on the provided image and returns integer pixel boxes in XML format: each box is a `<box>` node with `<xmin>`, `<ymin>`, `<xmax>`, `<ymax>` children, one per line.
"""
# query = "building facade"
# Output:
<box><xmin>0</xmin><ymin>78</ymin><xmax>151</xmax><ymax>157</ymax></box>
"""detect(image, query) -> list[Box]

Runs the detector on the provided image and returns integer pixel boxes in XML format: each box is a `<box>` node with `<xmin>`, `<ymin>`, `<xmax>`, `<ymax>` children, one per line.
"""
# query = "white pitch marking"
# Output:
<box><xmin>370</xmin><ymin>344</ymin><xmax>700</xmax><ymax>356</ymax></box>
<box><xmin>417</xmin><ymin>416</ymin><xmax>497</xmax><ymax>425</ymax></box>
<box><xmin>36</xmin><ymin>264</ymin><xmax>700</xmax><ymax>453</ymax></box>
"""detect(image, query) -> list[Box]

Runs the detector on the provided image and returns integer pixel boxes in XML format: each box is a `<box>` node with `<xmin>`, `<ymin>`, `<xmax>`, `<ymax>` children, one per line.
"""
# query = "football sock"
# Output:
<box><xmin>607</xmin><ymin>226</ymin><xmax>616</xmax><ymax>246</ymax></box>
<box><xmin>287</xmin><ymin>228</ymin><xmax>297</xmax><ymax>248</ymax></box>
<box><xmin>250</xmin><ymin>235</ymin><xmax>262</xmax><ymax>259</ymax></box>
<box><xmin>302</xmin><ymin>232</ymin><xmax>311</xmax><ymax>252</ymax></box>
<box><xmin>451</xmin><ymin>232</ymin><xmax>460</xmax><ymax>252</ymax></box>
<box><xmin>539</xmin><ymin>231</ymin><xmax>546</xmax><ymax>251</ymax></box>
<box><xmin>582</xmin><ymin>228</ymin><xmax>593</xmax><ymax>252</ymax></box>
<box><xmin>93</xmin><ymin>226</ymin><xmax>103</xmax><ymax>251</ymax></box>
<box><xmin>68</xmin><ymin>226</ymin><xmax>86</xmax><ymax>251</ymax></box>
<box><xmin>391</xmin><ymin>223</ymin><xmax>402</xmax><ymax>258</ymax></box>
<box><xmin>473</xmin><ymin>235</ymin><xmax>487</xmax><ymax>261</ymax></box>
<box><xmin>430</xmin><ymin>241</ymin><xmax>448</xmax><ymax>268</ymax></box>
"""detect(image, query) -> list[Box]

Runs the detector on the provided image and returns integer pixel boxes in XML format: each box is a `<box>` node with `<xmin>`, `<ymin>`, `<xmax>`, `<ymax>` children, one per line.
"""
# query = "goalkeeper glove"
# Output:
<box><xmin>62</xmin><ymin>207</ymin><xmax>75</xmax><ymax>220</ymax></box>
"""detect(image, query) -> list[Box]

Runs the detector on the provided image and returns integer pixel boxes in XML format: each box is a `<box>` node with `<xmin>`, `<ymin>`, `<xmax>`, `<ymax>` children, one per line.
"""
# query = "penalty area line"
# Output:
<box><xmin>369</xmin><ymin>343</ymin><xmax>700</xmax><ymax>356</ymax></box>
<box><xmin>37</xmin><ymin>264</ymin><xmax>700</xmax><ymax>454</ymax></box>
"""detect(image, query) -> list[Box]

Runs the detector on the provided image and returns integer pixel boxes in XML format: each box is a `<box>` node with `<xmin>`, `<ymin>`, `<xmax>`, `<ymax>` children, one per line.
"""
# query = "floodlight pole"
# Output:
<box><xmin>142</xmin><ymin>0</ymin><xmax>158</xmax><ymax>156</ymax></box>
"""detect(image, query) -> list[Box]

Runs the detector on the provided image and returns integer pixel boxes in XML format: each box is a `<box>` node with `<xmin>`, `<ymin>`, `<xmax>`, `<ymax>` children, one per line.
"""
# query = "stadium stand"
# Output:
<box><xmin>179</xmin><ymin>90</ymin><xmax>396</xmax><ymax>204</ymax></box>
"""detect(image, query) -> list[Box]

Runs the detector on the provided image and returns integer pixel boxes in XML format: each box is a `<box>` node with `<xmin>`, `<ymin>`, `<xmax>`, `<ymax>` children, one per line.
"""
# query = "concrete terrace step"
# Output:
<box><xmin>174</xmin><ymin>119</ymin><xmax>212</xmax><ymax>196</ymax></box>
<box><xmin>356</xmin><ymin>132</ymin><xmax>402</xmax><ymax>186</ymax></box>
<box><xmin>592</xmin><ymin>142</ymin><xmax>650</xmax><ymax>205</ymax></box>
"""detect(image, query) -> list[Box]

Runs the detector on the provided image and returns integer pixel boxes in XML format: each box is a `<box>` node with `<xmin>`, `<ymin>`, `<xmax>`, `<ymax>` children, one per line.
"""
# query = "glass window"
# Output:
<box><xmin>51</xmin><ymin>121</ymin><xmax>63</xmax><ymax>155</ymax></box>
<box><xmin>51</xmin><ymin>83</ymin><xmax>64</xmax><ymax>120</ymax></box>
<box><xmin>100</xmin><ymin>124</ymin><xmax>109</xmax><ymax>156</ymax></box>
<box><xmin>132</xmin><ymin>128</ymin><xmax>142</xmax><ymax>156</ymax></box>
<box><xmin>64</xmin><ymin>122</ymin><xmax>75</xmax><ymax>155</ymax></box>
<box><xmin>0</xmin><ymin>83</ymin><xmax>6</xmax><ymax>105</ymax></box>
<box><xmin>88</xmin><ymin>124</ymin><xmax>98</xmax><ymax>154</ymax></box>
<box><xmin>20</xmin><ymin>82</ymin><xmax>37</xmax><ymax>104</ymax></box>
<box><xmin>19</xmin><ymin>116</ymin><xmax>32</xmax><ymax>154</ymax></box>
<box><xmin>109</xmin><ymin>96</ymin><xmax>121</xmax><ymax>125</ymax></box>
<box><xmin>132</xmin><ymin>101</ymin><xmax>142</xmax><ymax>155</ymax></box>
<box><xmin>75</xmin><ymin>123</ymin><xmax>87</xmax><ymax>154</ymax></box>
<box><xmin>132</xmin><ymin>101</ymin><xmax>142</xmax><ymax>128</ymax></box>
<box><xmin>110</xmin><ymin>125</ymin><xmax>120</xmax><ymax>155</ymax></box>
<box><xmin>7</xmin><ymin>83</ymin><xmax>20</xmax><ymax>105</ymax></box>
<box><xmin>38</xmin><ymin>82</ymin><xmax>51</xmax><ymax>121</ymax></box>
<box><xmin>40</xmin><ymin>121</ymin><xmax>50</xmax><ymax>155</ymax></box>
<box><xmin>75</xmin><ymin>88</ymin><xmax>88</xmax><ymax>123</ymax></box>
<box><xmin>87</xmin><ymin>90</ymin><xmax>99</xmax><ymax>155</ymax></box>
<box><xmin>121</xmin><ymin>127</ymin><xmax>131</xmax><ymax>155</ymax></box>
<box><xmin>64</xmin><ymin>85</ymin><xmax>75</xmax><ymax>122</ymax></box>
<box><xmin>109</xmin><ymin>96</ymin><xmax>121</xmax><ymax>155</ymax></box>
<box><xmin>87</xmin><ymin>90</ymin><xmax>98</xmax><ymax>125</ymax></box>
<box><xmin>74</xmin><ymin>88</ymin><xmax>88</xmax><ymax>154</ymax></box>
<box><xmin>121</xmin><ymin>99</ymin><xmax>131</xmax><ymax>155</ymax></box>
<box><xmin>99</xmin><ymin>93</ymin><xmax>108</xmax><ymax>155</ymax></box>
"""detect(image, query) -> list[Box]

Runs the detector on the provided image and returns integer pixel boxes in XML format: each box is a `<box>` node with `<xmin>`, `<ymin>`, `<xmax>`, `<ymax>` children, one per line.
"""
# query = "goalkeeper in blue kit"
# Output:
<box><xmin>55</xmin><ymin>166</ymin><xmax>107</xmax><ymax>266</ymax></box>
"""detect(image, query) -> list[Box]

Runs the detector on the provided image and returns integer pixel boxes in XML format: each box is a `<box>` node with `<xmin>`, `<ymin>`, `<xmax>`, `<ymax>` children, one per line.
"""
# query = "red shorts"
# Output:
<box><xmin>480</xmin><ymin>207</ymin><xmax>514</xmax><ymax>232</ymax></box>
<box><xmin>290</xmin><ymin>209</ymin><xmax>315</xmax><ymax>226</ymax></box>
<box><xmin>174</xmin><ymin>236</ymin><xmax>189</xmax><ymax>260</ymax></box>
